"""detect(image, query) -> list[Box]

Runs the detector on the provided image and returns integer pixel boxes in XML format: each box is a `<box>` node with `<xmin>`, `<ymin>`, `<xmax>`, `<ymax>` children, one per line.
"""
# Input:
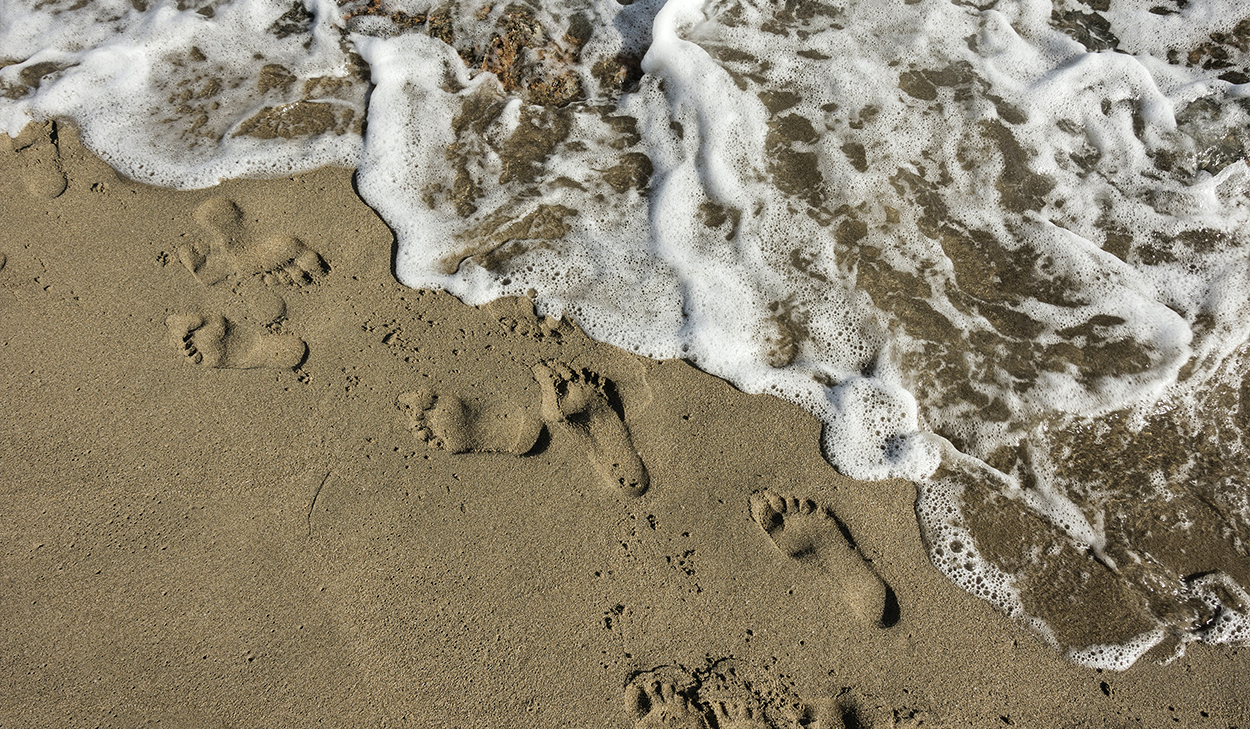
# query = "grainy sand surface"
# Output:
<box><xmin>2</xmin><ymin>123</ymin><xmax>1249</xmax><ymax>728</ymax></box>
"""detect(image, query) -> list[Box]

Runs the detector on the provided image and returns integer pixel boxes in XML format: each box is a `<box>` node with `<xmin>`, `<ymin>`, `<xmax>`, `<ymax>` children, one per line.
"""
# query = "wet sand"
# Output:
<box><xmin>2</xmin><ymin>123</ymin><xmax>1248</xmax><ymax>727</ymax></box>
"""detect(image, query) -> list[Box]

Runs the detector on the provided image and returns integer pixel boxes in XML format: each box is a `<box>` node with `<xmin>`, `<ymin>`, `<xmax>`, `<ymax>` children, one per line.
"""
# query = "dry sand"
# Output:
<box><xmin>2</xmin><ymin>122</ymin><xmax>1248</xmax><ymax>727</ymax></box>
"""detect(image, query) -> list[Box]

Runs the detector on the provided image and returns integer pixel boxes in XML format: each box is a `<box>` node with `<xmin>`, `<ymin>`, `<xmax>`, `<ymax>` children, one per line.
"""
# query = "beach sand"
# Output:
<box><xmin>2</xmin><ymin>123</ymin><xmax>1248</xmax><ymax>727</ymax></box>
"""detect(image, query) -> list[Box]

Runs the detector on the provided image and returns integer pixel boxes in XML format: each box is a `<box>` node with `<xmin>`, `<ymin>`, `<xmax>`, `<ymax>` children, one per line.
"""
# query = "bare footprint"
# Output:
<box><xmin>179</xmin><ymin>197</ymin><xmax>327</xmax><ymax>287</ymax></box>
<box><xmin>13</xmin><ymin>121</ymin><xmax>67</xmax><ymax>200</ymax></box>
<box><xmin>750</xmin><ymin>489</ymin><xmax>896</xmax><ymax>628</ymax></box>
<box><xmin>532</xmin><ymin>360</ymin><xmax>649</xmax><ymax>497</ymax></box>
<box><xmin>178</xmin><ymin>198</ymin><xmax>244</xmax><ymax>286</ymax></box>
<box><xmin>484</xmin><ymin>296</ymin><xmax>567</xmax><ymax>341</ymax></box>
<box><xmin>166</xmin><ymin>313</ymin><xmax>306</xmax><ymax>369</ymax></box>
<box><xmin>245</xmin><ymin>234</ymin><xmax>328</xmax><ymax>287</ymax></box>
<box><xmin>624</xmin><ymin>677</ymin><xmax>711</xmax><ymax>729</ymax></box>
<box><xmin>397</xmin><ymin>389</ymin><xmax>543</xmax><ymax>455</ymax></box>
<box><xmin>709</xmin><ymin>698</ymin><xmax>775</xmax><ymax>729</ymax></box>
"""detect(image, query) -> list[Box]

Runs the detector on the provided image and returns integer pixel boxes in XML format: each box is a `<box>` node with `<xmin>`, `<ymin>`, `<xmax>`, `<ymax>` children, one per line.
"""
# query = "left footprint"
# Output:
<box><xmin>397</xmin><ymin>389</ymin><xmax>544</xmax><ymax>455</ymax></box>
<box><xmin>166</xmin><ymin>313</ymin><xmax>306</xmax><ymax>369</ymax></box>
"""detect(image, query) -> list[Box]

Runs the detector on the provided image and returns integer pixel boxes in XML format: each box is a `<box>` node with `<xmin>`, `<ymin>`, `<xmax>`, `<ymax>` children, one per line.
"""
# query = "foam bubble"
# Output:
<box><xmin>2</xmin><ymin>0</ymin><xmax>366</xmax><ymax>187</ymax></box>
<box><xmin>1066</xmin><ymin>631</ymin><xmax>1168</xmax><ymax>673</ymax></box>
<box><xmin>917</xmin><ymin>467</ymin><xmax>1025</xmax><ymax>618</ymax></box>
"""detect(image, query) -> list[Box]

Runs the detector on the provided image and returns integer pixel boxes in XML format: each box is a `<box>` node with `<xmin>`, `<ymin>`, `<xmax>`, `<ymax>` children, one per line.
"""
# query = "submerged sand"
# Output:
<box><xmin>1</xmin><ymin>124</ymin><xmax>1248</xmax><ymax>727</ymax></box>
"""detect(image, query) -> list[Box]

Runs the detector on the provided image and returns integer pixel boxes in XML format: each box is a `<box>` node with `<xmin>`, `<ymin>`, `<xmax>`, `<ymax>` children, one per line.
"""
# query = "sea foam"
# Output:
<box><xmin>4</xmin><ymin>0</ymin><xmax>1250</xmax><ymax>669</ymax></box>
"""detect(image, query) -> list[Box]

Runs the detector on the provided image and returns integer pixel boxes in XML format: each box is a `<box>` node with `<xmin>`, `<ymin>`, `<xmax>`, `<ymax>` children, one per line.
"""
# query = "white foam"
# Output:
<box><xmin>916</xmin><ymin>463</ymin><xmax>1026</xmax><ymax>619</ymax></box>
<box><xmin>1066</xmin><ymin>630</ymin><xmax>1167</xmax><ymax>672</ymax></box>
<box><xmin>2</xmin><ymin>0</ymin><xmax>365</xmax><ymax>187</ymax></box>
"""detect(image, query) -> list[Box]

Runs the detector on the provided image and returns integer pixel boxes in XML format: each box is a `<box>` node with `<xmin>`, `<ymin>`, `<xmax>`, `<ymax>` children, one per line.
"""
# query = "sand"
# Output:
<box><xmin>2</xmin><ymin>122</ymin><xmax>1248</xmax><ymax>728</ymax></box>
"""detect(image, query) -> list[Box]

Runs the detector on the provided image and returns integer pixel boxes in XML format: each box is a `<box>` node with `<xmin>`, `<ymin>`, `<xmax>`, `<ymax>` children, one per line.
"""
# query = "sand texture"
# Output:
<box><xmin>2</xmin><ymin>125</ymin><xmax>1249</xmax><ymax>727</ymax></box>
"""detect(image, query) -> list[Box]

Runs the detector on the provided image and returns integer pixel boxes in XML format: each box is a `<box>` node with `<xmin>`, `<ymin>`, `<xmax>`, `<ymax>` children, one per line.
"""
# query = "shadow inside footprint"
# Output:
<box><xmin>166</xmin><ymin>313</ymin><xmax>306</xmax><ymax>369</ymax></box>
<box><xmin>750</xmin><ymin>489</ymin><xmax>898</xmax><ymax>628</ymax></box>
<box><xmin>624</xmin><ymin>676</ymin><xmax>711</xmax><ymax>729</ymax></box>
<box><xmin>13</xmin><ymin>120</ymin><xmax>67</xmax><ymax>200</ymax></box>
<box><xmin>709</xmin><ymin>697</ymin><xmax>775</xmax><ymax>729</ymax></box>
<box><xmin>247</xmin><ymin>234</ymin><xmax>328</xmax><ymax>286</ymax></box>
<box><xmin>532</xmin><ymin>360</ymin><xmax>649</xmax><ymax>497</ymax></box>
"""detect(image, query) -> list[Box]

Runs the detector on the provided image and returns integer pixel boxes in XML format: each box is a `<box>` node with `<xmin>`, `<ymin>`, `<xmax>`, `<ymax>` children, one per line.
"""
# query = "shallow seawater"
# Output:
<box><xmin>4</xmin><ymin>0</ymin><xmax>1250</xmax><ymax>669</ymax></box>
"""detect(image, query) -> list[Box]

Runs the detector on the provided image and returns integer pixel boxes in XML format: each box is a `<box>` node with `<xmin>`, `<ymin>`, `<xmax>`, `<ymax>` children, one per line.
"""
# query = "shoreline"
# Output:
<box><xmin>2</xmin><ymin>122</ymin><xmax>1248</xmax><ymax>727</ymax></box>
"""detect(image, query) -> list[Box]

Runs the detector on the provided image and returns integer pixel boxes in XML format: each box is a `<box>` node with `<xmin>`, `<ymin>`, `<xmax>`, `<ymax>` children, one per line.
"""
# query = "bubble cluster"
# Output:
<box><xmin>1</xmin><ymin>0</ymin><xmax>366</xmax><ymax>187</ymax></box>
<box><xmin>1065</xmin><ymin>631</ymin><xmax>1168</xmax><ymax>673</ymax></box>
<box><xmin>917</xmin><ymin>468</ymin><xmax>1025</xmax><ymax>619</ymax></box>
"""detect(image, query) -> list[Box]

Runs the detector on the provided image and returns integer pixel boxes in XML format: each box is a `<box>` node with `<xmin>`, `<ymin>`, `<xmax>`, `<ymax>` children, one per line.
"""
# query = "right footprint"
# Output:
<box><xmin>750</xmin><ymin>489</ymin><xmax>897</xmax><ymax>628</ymax></box>
<box><xmin>624</xmin><ymin>677</ymin><xmax>711</xmax><ymax>729</ymax></box>
<box><xmin>179</xmin><ymin>197</ymin><xmax>327</xmax><ymax>287</ymax></box>
<box><xmin>532</xmin><ymin>360</ymin><xmax>649</xmax><ymax>497</ymax></box>
<box><xmin>166</xmin><ymin>312</ymin><xmax>306</xmax><ymax>369</ymax></box>
<box><xmin>623</xmin><ymin>674</ymin><xmax>775</xmax><ymax>729</ymax></box>
<box><xmin>709</xmin><ymin>698</ymin><xmax>774</xmax><ymax>729</ymax></box>
<box><xmin>246</xmin><ymin>234</ymin><xmax>328</xmax><ymax>287</ymax></box>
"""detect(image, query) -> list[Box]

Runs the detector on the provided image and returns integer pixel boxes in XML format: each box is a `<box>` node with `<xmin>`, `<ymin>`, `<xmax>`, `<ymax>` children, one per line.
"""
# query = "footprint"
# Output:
<box><xmin>799</xmin><ymin>693</ymin><xmax>912</xmax><ymax>729</ymax></box>
<box><xmin>13</xmin><ymin>120</ymin><xmax>67</xmax><ymax>200</ymax></box>
<box><xmin>625</xmin><ymin>665</ymin><xmax>788</xmax><ymax>729</ymax></box>
<box><xmin>244</xmin><ymin>233</ymin><xmax>328</xmax><ymax>287</ymax></box>
<box><xmin>709</xmin><ymin>698</ymin><xmax>774</xmax><ymax>729</ymax></box>
<box><xmin>178</xmin><ymin>197</ymin><xmax>327</xmax><ymax>287</ymax></box>
<box><xmin>750</xmin><ymin>489</ymin><xmax>897</xmax><ymax>628</ymax></box>
<box><xmin>166</xmin><ymin>313</ymin><xmax>306</xmax><ymax>369</ymax></box>
<box><xmin>484</xmin><ymin>296</ymin><xmax>567</xmax><ymax>341</ymax></box>
<box><xmin>532</xmin><ymin>360</ymin><xmax>649</xmax><ymax>497</ymax></box>
<box><xmin>624</xmin><ymin>676</ymin><xmax>711</xmax><ymax>729</ymax></box>
<box><xmin>178</xmin><ymin>198</ymin><xmax>245</xmax><ymax>286</ymax></box>
<box><xmin>397</xmin><ymin>389</ymin><xmax>543</xmax><ymax>455</ymax></box>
